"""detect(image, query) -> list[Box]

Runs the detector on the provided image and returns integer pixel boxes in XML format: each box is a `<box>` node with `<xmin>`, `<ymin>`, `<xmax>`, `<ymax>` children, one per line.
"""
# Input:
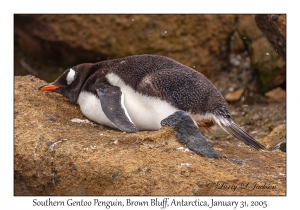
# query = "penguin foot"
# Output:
<box><xmin>161</xmin><ymin>110</ymin><xmax>219</xmax><ymax>159</ymax></box>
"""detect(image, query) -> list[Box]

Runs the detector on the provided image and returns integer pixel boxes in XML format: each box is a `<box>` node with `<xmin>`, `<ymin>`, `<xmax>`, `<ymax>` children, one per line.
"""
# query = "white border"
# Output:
<box><xmin>4</xmin><ymin>0</ymin><xmax>297</xmax><ymax>209</ymax></box>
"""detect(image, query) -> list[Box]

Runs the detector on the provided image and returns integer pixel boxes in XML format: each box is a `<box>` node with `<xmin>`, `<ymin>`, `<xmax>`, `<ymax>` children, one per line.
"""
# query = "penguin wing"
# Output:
<box><xmin>94</xmin><ymin>82</ymin><xmax>138</xmax><ymax>133</ymax></box>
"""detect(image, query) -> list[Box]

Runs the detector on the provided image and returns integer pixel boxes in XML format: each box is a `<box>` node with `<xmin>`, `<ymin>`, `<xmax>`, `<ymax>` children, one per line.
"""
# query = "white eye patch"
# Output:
<box><xmin>66</xmin><ymin>68</ymin><xmax>76</xmax><ymax>85</ymax></box>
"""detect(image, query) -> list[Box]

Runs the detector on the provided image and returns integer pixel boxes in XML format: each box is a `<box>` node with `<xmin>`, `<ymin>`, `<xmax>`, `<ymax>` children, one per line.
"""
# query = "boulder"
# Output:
<box><xmin>254</xmin><ymin>15</ymin><xmax>286</xmax><ymax>60</ymax></box>
<box><xmin>238</xmin><ymin>15</ymin><xmax>286</xmax><ymax>93</ymax></box>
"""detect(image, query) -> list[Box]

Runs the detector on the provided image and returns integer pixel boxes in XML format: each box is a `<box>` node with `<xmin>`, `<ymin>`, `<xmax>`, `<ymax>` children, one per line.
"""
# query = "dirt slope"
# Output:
<box><xmin>14</xmin><ymin>75</ymin><xmax>286</xmax><ymax>196</ymax></box>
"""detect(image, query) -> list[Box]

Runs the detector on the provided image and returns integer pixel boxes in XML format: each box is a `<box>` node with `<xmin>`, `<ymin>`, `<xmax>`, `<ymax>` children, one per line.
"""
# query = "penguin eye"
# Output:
<box><xmin>66</xmin><ymin>68</ymin><xmax>76</xmax><ymax>85</ymax></box>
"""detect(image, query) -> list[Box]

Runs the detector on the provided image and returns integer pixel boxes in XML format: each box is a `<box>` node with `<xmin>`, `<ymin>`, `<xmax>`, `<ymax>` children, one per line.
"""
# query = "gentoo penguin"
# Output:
<box><xmin>39</xmin><ymin>54</ymin><xmax>265</xmax><ymax>150</ymax></box>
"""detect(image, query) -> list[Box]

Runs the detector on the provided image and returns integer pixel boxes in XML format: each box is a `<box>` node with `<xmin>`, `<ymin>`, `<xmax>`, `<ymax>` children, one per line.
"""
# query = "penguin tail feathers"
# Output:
<box><xmin>213</xmin><ymin>116</ymin><xmax>265</xmax><ymax>150</ymax></box>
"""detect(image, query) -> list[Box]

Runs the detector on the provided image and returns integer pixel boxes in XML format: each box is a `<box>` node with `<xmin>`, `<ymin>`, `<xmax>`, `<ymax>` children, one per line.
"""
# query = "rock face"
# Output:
<box><xmin>254</xmin><ymin>15</ymin><xmax>286</xmax><ymax>60</ymax></box>
<box><xmin>14</xmin><ymin>14</ymin><xmax>238</xmax><ymax>80</ymax></box>
<box><xmin>252</xmin><ymin>14</ymin><xmax>286</xmax><ymax>92</ymax></box>
<box><xmin>14</xmin><ymin>14</ymin><xmax>285</xmax><ymax>94</ymax></box>
<box><xmin>14</xmin><ymin>76</ymin><xmax>286</xmax><ymax>196</ymax></box>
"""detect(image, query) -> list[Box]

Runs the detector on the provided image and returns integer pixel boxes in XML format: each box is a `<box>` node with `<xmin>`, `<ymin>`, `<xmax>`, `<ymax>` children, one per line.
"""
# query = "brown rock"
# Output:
<box><xmin>14</xmin><ymin>14</ymin><xmax>239</xmax><ymax>82</ymax></box>
<box><xmin>237</xmin><ymin>15</ymin><xmax>286</xmax><ymax>93</ymax></box>
<box><xmin>265</xmin><ymin>87</ymin><xmax>286</xmax><ymax>102</ymax></box>
<box><xmin>254</xmin><ymin>15</ymin><xmax>286</xmax><ymax>60</ymax></box>
<box><xmin>14</xmin><ymin>14</ymin><xmax>287</xmax><ymax>95</ymax></box>
<box><xmin>254</xmin><ymin>14</ymin><xmax>286</xmax><ymax>92</ymax></box>
<box><xmin>259</xmin><ymin>124</ymin><xmax>286</xmax><ymax>150</ymax></box>
<box><xmin>251</xmin><ymin>37</ymin><xmax>286</xmax><ymax>92</ymax></box>
<box><xmin>225</xmin><ymin>89</ymin><xmax>244</xmax><ymax>102</ymax></box>
<box><xmin>14</xmin><ymin>76</ymin><xmax>286</xmax><ymax>196</ymax></box>
<box><xmin>237</xmin><ymin>15</ymin><xmax>265</xmax><ymax>41</ymax></box>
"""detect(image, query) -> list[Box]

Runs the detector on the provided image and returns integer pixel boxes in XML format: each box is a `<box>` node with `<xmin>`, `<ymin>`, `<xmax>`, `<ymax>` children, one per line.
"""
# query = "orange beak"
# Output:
<box><xmin>39</xmin><ymin>84</ymin><xmax>60</xmax><ymax>92</ymax></box>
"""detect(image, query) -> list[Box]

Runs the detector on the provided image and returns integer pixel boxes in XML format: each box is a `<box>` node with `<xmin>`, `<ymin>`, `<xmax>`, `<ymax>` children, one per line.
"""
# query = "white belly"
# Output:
<box><xmin>77</xmin><ymin>73</ymin><xmax>179</xmax><ymax>131</ymax></box>
<box><xmin>77</xmin><ymin>91</ymin><xmax>117</xmax><ymax>129</ymax></box>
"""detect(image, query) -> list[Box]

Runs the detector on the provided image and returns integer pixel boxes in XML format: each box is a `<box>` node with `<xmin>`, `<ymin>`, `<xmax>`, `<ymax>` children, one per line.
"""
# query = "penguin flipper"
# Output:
<box><xmin>161</xmin><ymin>110</ymin><xmax>219</xmax><ymax>159</ymax></box>
<box><xmin>94</xmin><ymin>83</ymin><xmax>138</xmax><ymax>133</ymax></box>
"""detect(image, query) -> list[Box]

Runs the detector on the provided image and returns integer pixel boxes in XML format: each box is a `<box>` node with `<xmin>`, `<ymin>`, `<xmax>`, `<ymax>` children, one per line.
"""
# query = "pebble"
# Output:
<box><xmin>265</xmin><ymin>87</ymin><xmax>286</xmax><ymax>102</ymax></box>
<box><xmin>164</xmin><ymin>148</ymin><xmax>171</xmax><ymax>152</ymax></box>
<box><xmin>225</xmin><ymin>89</ymin><xmax>244</xmax><ymax>102</ymax></box>
<box><xmin>181</xmin><ymin>163</ymin><xmax>192</xmax><ymax>167</ymax></box>
<box><xmin>196</xmin><ymin>181</ymin><xmax>203</xmax><ymax>187</ymax></box>
<box><xmin>46</xmin><ymin>141</ymin><xmax>54</xmax><ymax>147</ymax></box>
<box><xmin>46</xmin><ymin>114</ymin><xmax>56</xmax><ymax>122</ymax></box>
<box><xmin>273</xmin><ymin>137</ymin><xmax>286</xmax><ymax>153</ymax></box>
<box><xmin>111</xmin><ymin>171</ymin><xmax>119</xmax><ymax>181</ymax></box>
<box><xmin>192</xmin><ymin>189</ymin><xmax>201</xmax><ymax>195</ymax></box>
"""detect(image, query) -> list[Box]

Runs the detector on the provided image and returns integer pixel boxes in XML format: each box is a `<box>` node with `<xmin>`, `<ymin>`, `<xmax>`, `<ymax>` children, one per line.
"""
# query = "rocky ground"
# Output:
<box><xmin>14</xmin><ymin>75</ymin><xmax>286</xmax><ymax>196</ymax></box>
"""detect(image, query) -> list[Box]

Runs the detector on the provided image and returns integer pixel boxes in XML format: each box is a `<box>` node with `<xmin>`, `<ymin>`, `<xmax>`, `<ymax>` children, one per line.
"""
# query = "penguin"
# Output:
<box><xmin>39</xmin><ymin>54</ymin><xmax>265</xmax><ymax>150</ymax></box>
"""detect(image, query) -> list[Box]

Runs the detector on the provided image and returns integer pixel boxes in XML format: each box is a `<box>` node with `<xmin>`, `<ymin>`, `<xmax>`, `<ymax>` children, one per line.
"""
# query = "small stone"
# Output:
<box><xmin>46</xmin><ymin>114</ymin><xmax>56</xmax><ymax>122</ymax></box>
<box><xmin>111</xmin><ymin>171</ymin><xmax>119</xmax><ymax>181</ymax></box>
<box><xmin>196</xmin><ymin>181</ymin><xmax>203</xmax><ymax>187</ymax></box>
<box><xmin>265</xmin><ymin>87</ymin><xmax>286</xmax><ymax>102</ymax></box>
<box><xmin>192</xmin><ymin>189</ymin><xmax>200</xmax><ymax>195</ymax></box>
<box><xmin>71</xmin><ymin>165</ymin><xmax>77</xmax><ymax>173</ymax></box>
<box><xmin>144</xmin><ymin>168</ymin><xmax>151</xmax><ymax>172</ymax></box>
<box><xmin>225</xmin><ymin>89</ymin><xmax>244</xmax><ymax>102</ymax></box>
<box><xmin>110</xmin><ymin>139</ymin><xmax>119</xmax><ymax>145</ymax></box>
<box><xmin>273</xmin><ymin>139</ymin><xmax>286</xmax><ymax>152</ymax></box>
<box><xmin>279</xmin><ymin>140</ymin><xmax>286</xmax><ymax>152</ymax></box>
<box><xmin>46</xmin><ymin>141</ymin><xmax>54</xmax><ymax>147</ymax></box>
<box><xmin>164</xmin><ymin>148</ymin><xmax>171</xmax><ymax>152</ymax></box>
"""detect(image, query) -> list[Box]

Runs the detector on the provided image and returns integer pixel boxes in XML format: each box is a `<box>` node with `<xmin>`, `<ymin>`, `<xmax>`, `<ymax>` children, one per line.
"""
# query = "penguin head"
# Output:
<box><xmin>39</xmin><ymin>63</ymin><xmax>94</xmax><ymax>103</ymax></box>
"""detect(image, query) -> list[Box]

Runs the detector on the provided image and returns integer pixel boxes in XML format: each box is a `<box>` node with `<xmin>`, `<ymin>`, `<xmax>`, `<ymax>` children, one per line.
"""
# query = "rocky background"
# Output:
<box><xmin>14</xmin><ymin>14</ymin><xmax>286</xmax><ymax>196</ymax></box>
